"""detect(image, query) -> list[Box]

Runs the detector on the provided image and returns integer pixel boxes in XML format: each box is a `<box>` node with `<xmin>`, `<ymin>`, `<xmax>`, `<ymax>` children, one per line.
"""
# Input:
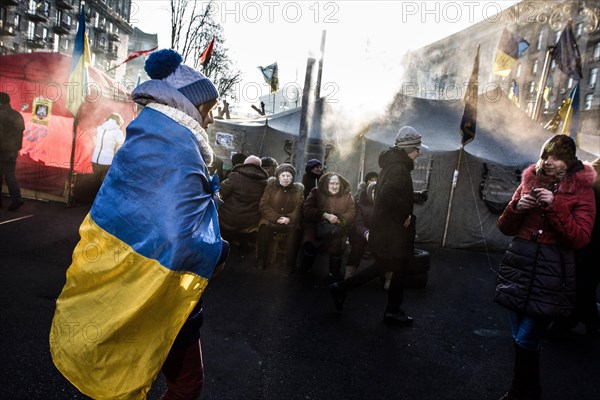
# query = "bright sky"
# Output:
<box><xmin>131</xmin><ymin>1</ymin><xmax>517</xmax><ymax>116</ymax></box>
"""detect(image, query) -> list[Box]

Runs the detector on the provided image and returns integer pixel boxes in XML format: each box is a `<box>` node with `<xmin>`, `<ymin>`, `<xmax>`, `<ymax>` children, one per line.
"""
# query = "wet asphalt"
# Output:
<box><xmin>1</xmin><ymin>198</ymin><xmax>598</xmax><ymax>400</ymax></box>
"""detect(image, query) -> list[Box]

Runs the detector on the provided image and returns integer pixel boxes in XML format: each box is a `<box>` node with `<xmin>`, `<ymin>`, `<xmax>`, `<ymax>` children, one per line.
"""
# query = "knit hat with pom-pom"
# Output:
<box><xmin>144</xmin><ymin>49</ymin><xmax>219</xmax><ymax>107</ymax></box>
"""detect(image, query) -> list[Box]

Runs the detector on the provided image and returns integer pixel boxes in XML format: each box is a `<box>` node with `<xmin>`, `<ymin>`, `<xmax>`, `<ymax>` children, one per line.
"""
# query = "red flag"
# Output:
<box><xmin>122</xmin><ymin>46</ymin><xmax>158</xmax><ymax>64</ymax></box>
<box><xmin>199</xmin><ymin>38</ymin><xmax>215</xmax><ymax>68</ymax></box>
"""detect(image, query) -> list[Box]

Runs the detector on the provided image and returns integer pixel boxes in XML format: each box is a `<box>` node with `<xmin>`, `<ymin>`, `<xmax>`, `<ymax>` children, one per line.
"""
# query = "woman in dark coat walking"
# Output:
<box><xmin>329</xmin><ymin>126</ymin><xmax>428</xmax><ymax>326</ymax></box>
<box><xmin>494</xmin><ymin>135</ymin><xmax>596</xmax><ymax>400</ymax></box>
<box><xmin>300</xmin><ymin>171</ymin><xmax>355</xmax><ymax>280</ymax></box>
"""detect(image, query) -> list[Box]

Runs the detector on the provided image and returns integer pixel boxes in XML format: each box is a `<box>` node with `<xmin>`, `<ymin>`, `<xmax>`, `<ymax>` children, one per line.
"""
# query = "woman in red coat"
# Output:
<box><xmin>300</xmin><ymin>172</ymin><xmax>355</xmax><ymax>281</ymax></box>
<box><xmin>494</xmin><ymin>134</ymin><xmax>596</xmax><ymax>400</ymax></box>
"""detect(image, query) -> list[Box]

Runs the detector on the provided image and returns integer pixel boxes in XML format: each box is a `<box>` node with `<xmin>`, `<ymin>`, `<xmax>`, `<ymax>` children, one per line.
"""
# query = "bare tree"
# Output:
<box><xmin>170</xmin><ymin>0</ymin><xmax>242</xmax><ymax>101</ymax></box>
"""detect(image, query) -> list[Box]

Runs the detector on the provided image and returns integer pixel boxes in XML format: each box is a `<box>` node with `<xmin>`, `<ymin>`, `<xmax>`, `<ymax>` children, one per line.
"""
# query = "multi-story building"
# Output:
<box><xmin>124</xmin><ymin>27</ymin><xmax>158</xmax><ymax>87</ymax></box>
<box><xmin>0</xmin><ymin>0</ymin><xmax>135</xmax><ymax>82</ymax></box>
<box><xmin>402</xmin><ymin>0</ymin><xmax>600</xmax><ymax>137</ymax></box>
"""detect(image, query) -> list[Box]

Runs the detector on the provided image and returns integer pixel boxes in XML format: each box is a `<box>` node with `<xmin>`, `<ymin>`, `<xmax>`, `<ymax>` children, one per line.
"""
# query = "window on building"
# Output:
<box><xmin>589</xmin><ymin>68</ymin><xmax>598</xmax><ymax>89</ymax></box>
<box><xmin>536</xmin><ymin>30</ymin><xmax>544</xmax><ymax>50</ymax></box>
<box><xmin>532</xmin><ymin>60</ymin><xmax>539</xmax><ymax>75</ymax></box>
<box><xmin>575</xmin><ymin>22</ymin><xmax>583</xmax><ymax>37</ymax></box>
<box><xmin>53</xmin><ymin>33</ymin><xmax>59</xmax><ymax>52</ymax></box>
<box><xmin>13</xmin><ymin>43</ymin><xmax>19</xmax><ymax>53</ymax></box>
<box><xmin>568</xmin><ymin>77</ymin><xmax>573</xmax><ymax>89</ymax></box>
<box><xmin>42</xmin><ymin>27</ymin><xmax>48</xmax><ymax>40</ymax></box>
<box><xmin>555</xmin><ymin>30</ymin><xmax>561</xmax><ymax>44</ymax></box>
<box><xmin>27</xmin><ymin>21</ymin><xmax>35</xmax><ymax>40</ymax></box>
<box><xmin>14</xmin><ymin>14</ymin><xmax>20</xmax><ymax>30</ymax></box>
<box><xmin>528</xmin><ymin>81</ymin><xmax>536</xmax><ymax>94</ymax></box>
<box><xmin>56</xmin><ymin>9</ymin><xmax>62</xmax><ymax>24</ymax></box>
<box><xmin>28</xmin><ymin>0</ymin><xmax>36</xmax><ymax>13</ymax></box>
<box><xmin>585</xmin><ymin>94</ymin><xmax>594</xmax><ymax>110</ymax></box>
<box><xmin>551</xmin><ymin>59</ymin><xmax>556</xmax><ymax>71</ymax></box>
<box><xmin>0</xmin><ymin>8</ymin><xmax>6</xmax><ymax>21</ymax></box>
<box><xmin>516</xmin><ymin>64</ymin><xmax>522</xmax><ymax>78</ymax></box>
<box><xmin>594</xmin><ymin>42</ymin><xmax>600</xmax><ymax>61</ymax></box>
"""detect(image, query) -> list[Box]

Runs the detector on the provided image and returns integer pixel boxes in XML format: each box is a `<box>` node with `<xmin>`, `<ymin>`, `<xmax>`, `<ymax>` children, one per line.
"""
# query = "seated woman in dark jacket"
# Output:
<box><xmin>300</xmin><ymin>172</ymin><xmax>355</xmax><ymax>281</ymax></box>
<box><xmin>256</xmin><ymin>164</ymin><xmax>304</xmax><ymax>272</ymax></box>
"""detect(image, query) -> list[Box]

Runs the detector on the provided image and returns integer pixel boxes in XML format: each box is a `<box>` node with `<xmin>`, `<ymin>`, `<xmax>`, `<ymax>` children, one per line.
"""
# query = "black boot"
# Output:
<box><xmin>328</xmin><ymin>255</ymin><xmax>343</xmax><ymax>283</ymax></box>
<box><xmin>300</xmin><ymin>250</ymin><xmax>316</xmax><ymax>273</ymax></box>
<box><xmin>499</xmin><ymin>342</ymin><xmax>541</xmax><ymax>400</ymax></box>
<box><xmin>328</xmin><ymin>281</ymin><xmax>346</xmax><ymax>311</ymax></box>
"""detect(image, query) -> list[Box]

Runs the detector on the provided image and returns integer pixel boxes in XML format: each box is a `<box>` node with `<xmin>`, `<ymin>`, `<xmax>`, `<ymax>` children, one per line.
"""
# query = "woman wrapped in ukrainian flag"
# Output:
<box><xmin>50</xmin><ymin>49</ymin><xmax>228</xmax><ymax>400</ymax></box>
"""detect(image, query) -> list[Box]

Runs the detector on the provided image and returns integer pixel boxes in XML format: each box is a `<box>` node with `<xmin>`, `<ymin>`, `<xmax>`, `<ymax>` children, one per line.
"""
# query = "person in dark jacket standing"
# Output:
<box><xmin>301</xmin><ymin>159</ymin><xmax>323</xmax><ymax>199</ymax></box>
<box><xmin>218</xmin><ymin>155</ymin><xmax>268</xmax><ymax>250</ymax></box>
<box><xmin>0</xmin><ymin>92</ymin><xmax>25</xmax><ymax>211</ymax></box>
<box><xmin>329</xmin><ymin>126</ymin><xmax>428</xmax><ymax>325</ymax></box>
<box><xmin>494</xmin><ymin>134</ymin><xmax>596</xmax><ymax>400</ymax></box>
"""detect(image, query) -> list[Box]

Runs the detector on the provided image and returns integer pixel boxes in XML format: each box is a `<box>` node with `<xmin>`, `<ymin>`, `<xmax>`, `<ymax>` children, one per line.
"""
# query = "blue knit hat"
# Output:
<box><xmin>144</xmin><ymin>49</ymin><xmax>219</xmax><ymax>107</ymax></box>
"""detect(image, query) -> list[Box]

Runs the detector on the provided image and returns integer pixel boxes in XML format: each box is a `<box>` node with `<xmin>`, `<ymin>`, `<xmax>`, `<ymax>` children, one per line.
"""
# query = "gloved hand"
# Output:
<box><xmin>413</xmin><ymin>190</ymin><xmax>429</xmax><ymax>204</ymax></box>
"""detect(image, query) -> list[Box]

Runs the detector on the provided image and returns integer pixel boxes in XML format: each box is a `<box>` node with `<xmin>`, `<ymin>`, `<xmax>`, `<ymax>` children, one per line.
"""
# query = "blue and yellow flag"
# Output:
<box><xmin>493</xmin><ymin>28</ymin><xmax>529</xmax><ymax>76</ymax></box>
<box><xmin>50</xmin><ymin>104</ymin><xmax>224</xmax><ymax>399</ymax></box>
<box><xmin>544</xmin><ymin>81</ymin><xmax>580</xmax><ymax>136</ymax></box>
<box><xmin>66</xmin><ymin>4</ymin><xmax>91</xmax><ymax>116</ymax></box>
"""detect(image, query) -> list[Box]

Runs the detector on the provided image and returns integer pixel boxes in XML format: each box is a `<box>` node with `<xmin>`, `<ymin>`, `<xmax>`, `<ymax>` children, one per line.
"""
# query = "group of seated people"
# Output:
<box><xmin>214</xmin><ymin>153</ymin><xmax>381</xmax><ymax>283</ymax></box>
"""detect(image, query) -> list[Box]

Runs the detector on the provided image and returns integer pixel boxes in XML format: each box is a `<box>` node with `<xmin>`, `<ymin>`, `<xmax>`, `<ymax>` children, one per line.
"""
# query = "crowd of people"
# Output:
<box><xmin>4</xmin><ymin>47</ymin><xmax>598</xmax><ymax>400</ymax></box>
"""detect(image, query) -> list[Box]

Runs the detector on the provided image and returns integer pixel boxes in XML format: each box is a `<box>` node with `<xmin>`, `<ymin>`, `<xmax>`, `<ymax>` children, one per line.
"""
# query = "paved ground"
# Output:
<box><xmin>1</xmin><ymin>199</ymin><xmax>598</xmax><ymax>400</ymax></box>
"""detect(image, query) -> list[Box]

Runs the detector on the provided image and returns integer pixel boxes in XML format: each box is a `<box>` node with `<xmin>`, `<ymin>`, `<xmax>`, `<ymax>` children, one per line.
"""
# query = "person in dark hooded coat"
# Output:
<box><xmin>329</xmin><ymin>126</ymin><xmax>428</xmax><ymax>326</ymax></box>
<box><xmin>301</xmin><ymin>171</ymin><xmax>355</xmax><ymax>280</ymax></box>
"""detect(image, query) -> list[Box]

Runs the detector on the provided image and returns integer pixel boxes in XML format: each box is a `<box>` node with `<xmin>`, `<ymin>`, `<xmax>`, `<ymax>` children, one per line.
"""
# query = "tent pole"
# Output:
<box><xmin>442</xmin><ymin>146</ymin><xmax>464</xmax><ymax>247</ymax></box>
<box><xmin>258</xmin><ymin>118</ymin><xmax>268</xmax><ymax>156</ymax></box>
<box><xmin>67</xmin><ymin>111</ymin><xmax>80</xmax><ymax>207</ymax></box>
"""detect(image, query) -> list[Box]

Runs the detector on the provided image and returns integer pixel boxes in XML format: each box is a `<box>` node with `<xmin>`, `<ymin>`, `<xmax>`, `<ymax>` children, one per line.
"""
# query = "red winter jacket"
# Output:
<box><xmin>498</xmin><ymin>162</ymin><xmax>596</xmax><ymax>250</ymax></box>
<box><xmin>494</xmin><ymin>161</ymin><xmax>596</xmax><ymax>318</ymax></box>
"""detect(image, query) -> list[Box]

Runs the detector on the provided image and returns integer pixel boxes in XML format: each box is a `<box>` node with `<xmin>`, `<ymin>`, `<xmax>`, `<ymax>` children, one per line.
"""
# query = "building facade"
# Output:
<box><xmin>0</xmin><ymin>0</ymin><xmax>136</xmax><ymax>82</ymax></box>
<box><xmin>401</xmin><ymin>0</ymin><xmax>600</xmax><ymax>137</ymax></box>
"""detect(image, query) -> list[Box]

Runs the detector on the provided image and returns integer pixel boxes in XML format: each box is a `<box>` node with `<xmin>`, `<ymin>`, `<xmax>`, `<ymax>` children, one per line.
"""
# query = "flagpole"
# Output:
<box><xmin>442</xmin><ymin>145</ymin><xmax>464</xmax><ymax>247</ymax></box>
<box><xmin>294</xmin><ymin>57</ymin><xmax>316</xmax><ymax>180</ymax></box>
<box><xmin>531</xmin><ymin>46</ymin><xmax>554</xmax><ymax>122</ymax></box>
<box><xmin>67</xmin><ymin>111</ymin><xmax>80</xmax><ymax>207</ymax></box>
